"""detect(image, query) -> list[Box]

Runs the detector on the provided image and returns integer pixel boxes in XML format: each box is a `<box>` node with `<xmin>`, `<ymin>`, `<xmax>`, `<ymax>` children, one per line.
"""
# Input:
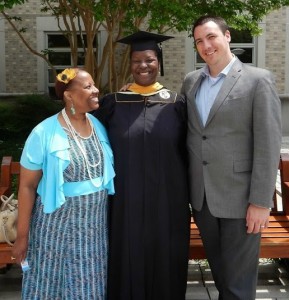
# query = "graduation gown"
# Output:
<box><xmin>94</xmin><ymin>84</ymin><xmax>190</xmax><ymax>300</ymax></box>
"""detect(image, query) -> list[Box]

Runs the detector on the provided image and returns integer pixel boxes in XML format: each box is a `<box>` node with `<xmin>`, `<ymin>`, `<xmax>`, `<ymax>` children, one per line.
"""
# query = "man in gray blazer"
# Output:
<box><xmin>181</xmin><ymin>16</ymin><xmax>282</xmax><ymax>300</ymax></box>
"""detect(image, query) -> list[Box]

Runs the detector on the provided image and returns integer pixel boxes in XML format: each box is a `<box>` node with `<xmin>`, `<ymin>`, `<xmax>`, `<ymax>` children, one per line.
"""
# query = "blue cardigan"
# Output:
<box><xmin>20</xmin><ymin>113</ymin><xmax>115</xmax><ymax>213</ymax></box>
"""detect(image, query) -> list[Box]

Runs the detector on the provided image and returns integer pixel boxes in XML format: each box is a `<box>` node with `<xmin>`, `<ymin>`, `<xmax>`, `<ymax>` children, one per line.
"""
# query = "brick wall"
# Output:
<box><xmin>5</xmin><ymin>17</ymin><xmax>38</xmax><ymax>92</ymax></box>
<box><xmin>265</xmin><ymin>7</ymin><xmax>287</xmax><ymax>93</ymax></box>
<box><xmin>4</xmin><ymin>1</ymin><xmax>42</xmax><ymax>93</ymax></box>
<box><xmin>159</xmin><ymin>33</ymin><xmax>187</xmax><ymax>93</ymax></box>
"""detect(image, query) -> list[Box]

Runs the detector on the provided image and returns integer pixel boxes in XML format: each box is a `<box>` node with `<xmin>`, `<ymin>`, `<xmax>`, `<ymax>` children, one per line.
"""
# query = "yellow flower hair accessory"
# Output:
<box><xmin>56</xmin><ymin>68</ymin><xmax>77</xmax><ymax>84</ymax></box>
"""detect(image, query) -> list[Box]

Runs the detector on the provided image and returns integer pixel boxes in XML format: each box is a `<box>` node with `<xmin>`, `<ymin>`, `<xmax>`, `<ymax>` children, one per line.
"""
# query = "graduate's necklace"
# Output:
<box><xmin>61</xmin><ymin>108</ymin><xmax>102</xmax><ymax>172</ymax></box>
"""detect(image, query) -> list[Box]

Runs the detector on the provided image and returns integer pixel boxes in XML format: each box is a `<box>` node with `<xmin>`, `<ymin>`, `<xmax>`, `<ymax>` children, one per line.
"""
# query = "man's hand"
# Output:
<box><xmin>246</xmin><ymin>204</ymin><xmax>270</xmax><ymax>234</ymax></box>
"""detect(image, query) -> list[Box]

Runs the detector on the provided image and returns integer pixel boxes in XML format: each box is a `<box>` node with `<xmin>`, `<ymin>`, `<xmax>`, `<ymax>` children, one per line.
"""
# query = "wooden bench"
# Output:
<box><xmin>1</xmin><ymin>154</ymin><xmax>289</xmax><ymax>265</ymax></box>
<box><xmin>0</xmin><ymin>156</ymin><xmax>20</xmax><ymax>265</ymax></box>
<box><xmin>190</xmin><ymin>153</ymin><xmax>289</xmax><ymax>259</ymax></box>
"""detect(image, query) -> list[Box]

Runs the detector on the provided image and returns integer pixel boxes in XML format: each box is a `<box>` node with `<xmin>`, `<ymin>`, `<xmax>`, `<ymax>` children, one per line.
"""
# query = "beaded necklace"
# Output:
<box><xmin>61</xmin><ymin>108</ymin><xmax>102</xmax><ymax>184</ymax></box>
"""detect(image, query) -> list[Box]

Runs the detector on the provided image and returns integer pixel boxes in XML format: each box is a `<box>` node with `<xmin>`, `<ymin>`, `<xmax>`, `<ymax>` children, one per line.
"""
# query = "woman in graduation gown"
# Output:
<box><xmin>94</xmin><ymin>31</ymin><xmax>191</xmax><ymax>300</ymax></box>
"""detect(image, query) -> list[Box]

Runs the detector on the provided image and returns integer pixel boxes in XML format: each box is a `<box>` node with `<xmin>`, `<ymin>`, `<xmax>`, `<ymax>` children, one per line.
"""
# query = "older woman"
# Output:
<box><xmin>94</xmin><ymin>31</ymin><xmax>190</xmax><ymax>300</ymax></box>
<box><xmin>12</xmin><ymin>68</ymin><xmax>115</xmax><ymax>299</ymax></box>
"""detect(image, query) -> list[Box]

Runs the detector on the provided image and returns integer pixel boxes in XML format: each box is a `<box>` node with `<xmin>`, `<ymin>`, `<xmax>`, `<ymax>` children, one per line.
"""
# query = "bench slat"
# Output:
<box><xmin>1</xmin><ymin>154</ymin><xmax>289</xmax><ymax>264</ymax></box>
<box><xmin>0</xmin><ymin>244</ymin><xmax>13</xmax><ymax>264</ymax></box>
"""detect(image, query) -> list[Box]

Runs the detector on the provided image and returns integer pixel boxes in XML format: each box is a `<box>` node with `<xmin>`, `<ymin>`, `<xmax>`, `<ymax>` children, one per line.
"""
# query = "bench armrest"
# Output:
<box><xmin>280</xmin><ymin>153</ymin><xmax>289</xmax><ymax>215</ymax></box>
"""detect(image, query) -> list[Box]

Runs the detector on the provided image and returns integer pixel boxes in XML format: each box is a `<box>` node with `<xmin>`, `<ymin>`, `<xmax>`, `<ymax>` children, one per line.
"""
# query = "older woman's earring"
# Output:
<box><xmin>71</xmin><ymin>104</ymin><xmax>76</xmax><ymax>115</ymax></box>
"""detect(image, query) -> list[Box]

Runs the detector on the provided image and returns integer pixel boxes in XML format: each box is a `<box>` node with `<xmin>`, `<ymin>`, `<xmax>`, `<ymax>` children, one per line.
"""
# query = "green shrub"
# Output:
<box><xmin>0</xmin><ymin>94</ymin><xmax>62</xmax><ymax>160</ymax></box>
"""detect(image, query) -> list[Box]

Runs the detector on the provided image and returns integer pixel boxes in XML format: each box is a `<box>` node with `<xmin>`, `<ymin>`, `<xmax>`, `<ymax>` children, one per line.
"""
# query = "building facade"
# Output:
<box><xmin>1</xmin><ymin>4</ymin><xmax>289</xmax><ymax>104</ymax></box>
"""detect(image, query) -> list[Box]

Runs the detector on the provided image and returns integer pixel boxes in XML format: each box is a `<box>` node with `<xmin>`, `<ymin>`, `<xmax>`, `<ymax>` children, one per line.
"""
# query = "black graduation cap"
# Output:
<box><xmin>117</xmin><ymin>31</ymin><xmax>174</xmax><ymax>76</ymax></box>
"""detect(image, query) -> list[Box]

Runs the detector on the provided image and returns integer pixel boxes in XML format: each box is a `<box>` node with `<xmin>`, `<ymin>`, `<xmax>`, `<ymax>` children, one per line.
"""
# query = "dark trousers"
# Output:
<box><xmin>193</xmin><ymin>200</ymin><xmax>261</xmax><ymax>300</ymax></box>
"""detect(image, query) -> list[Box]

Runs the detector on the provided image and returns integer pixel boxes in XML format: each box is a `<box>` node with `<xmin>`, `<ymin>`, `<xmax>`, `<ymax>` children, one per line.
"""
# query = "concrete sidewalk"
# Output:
<box><xmin>1</xmin><ymin>259</ymin><xmax>289</xmax><ymax>299</ymax></box>
<box><xmin>281</xmin><ymin>136</ymin><xmax>289</xmax><ymax>154</ymax></box>
<box><xmin>186</xmin><ymin>259</ymin><xmax>289</xmax><ymax>300</ymax></box>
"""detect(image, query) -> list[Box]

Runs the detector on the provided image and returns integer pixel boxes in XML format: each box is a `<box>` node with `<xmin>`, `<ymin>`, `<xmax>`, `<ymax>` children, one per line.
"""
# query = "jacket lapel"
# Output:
<box><xmin>205</xmin><ymin>60</ymin><xmax>242</xmax><ymax>127</ymax></box>
<box><xmin>188</xmin><ymin>72</ymin><xmax>205</xmax><ymax>130</ymax></box>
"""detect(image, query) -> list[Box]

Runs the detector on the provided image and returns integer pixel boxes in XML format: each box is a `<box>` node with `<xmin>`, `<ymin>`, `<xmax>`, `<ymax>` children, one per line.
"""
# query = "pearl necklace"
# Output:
<box><xmin>61</xmin><ymin>108</ymin><xmax>102</xmax><ymax>184</ymax></box>
<box><xmin>62</xmin><ymin>108</ymin><xmax>93</xmax><ymax>139</ymax></box>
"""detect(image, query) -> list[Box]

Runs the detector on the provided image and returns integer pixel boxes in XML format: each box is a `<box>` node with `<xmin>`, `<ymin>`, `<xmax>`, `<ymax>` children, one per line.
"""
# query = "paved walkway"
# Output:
<box><xmin>1</xmin><ymin>259</ymin><xmax>289</xmax><ymax>300</ymax></box>
<box><xmin>281</xmin><ymin>136</ymin><xmax>289</xmax><ymax>154</ymax></box>
<box><xmin>186</xmin><ymin>259</ymin><xmax>289</xmax><ymax>300</ymax></box>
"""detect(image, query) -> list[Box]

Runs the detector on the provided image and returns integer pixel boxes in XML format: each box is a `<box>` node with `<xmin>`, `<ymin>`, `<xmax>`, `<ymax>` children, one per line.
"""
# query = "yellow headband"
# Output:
<box><xmin>56</xmin><ymin>68</ymin><xmax>77</xmax><ymax>84</ymax></box>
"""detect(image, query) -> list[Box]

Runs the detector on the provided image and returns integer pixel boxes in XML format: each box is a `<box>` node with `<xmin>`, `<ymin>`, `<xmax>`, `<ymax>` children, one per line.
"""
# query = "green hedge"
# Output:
<box><xmin>0</xmin><ymin>95</ymin><xmax>62</xmax><ymax>160</ymax></box>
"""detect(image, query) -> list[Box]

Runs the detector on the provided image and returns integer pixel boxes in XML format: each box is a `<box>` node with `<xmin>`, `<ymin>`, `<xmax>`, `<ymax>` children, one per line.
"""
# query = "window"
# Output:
<box><xmin>46</xmin><ymin>33</ymin><xmax>97</xmax><ymax>98</ymax></box>
<box><xmin>230</xmin><ymin>28</ymin><xmax>255</xmax><ymax>64</ymax></box>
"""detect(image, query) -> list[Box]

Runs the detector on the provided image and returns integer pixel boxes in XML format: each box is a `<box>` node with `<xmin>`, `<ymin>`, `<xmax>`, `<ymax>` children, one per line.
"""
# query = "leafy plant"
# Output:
<box><xmin>2</xmin><ymin>0</ymin><xmax>289</xmax><ymax>93</ymax></box>
<box><xmin>0</xmin><ymin>95</ymin><xmax>62</xmax><ymax>160</ymax></box>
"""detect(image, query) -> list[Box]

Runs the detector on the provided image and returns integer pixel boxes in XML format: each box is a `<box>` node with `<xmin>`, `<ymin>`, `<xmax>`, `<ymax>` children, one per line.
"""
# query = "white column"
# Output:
<box><xmin>285</xmin><ymin>8</ymin><xmax>289</xmax><ymax>94</ymax></box>
<box><xmin>184</xmin><ymin>35</ymin><xmax>195</xmax><ymax>74</ymax></box>
<box><xmin>257</xmin><ymin>18</ymin><xmax>266</xmax><ymax>69</ymax></box>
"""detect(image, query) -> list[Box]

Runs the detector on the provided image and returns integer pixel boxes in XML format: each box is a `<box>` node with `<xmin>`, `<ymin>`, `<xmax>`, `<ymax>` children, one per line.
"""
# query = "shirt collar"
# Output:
<box><xmin>201</xmin><ymin>55</ymin><xmax>237</xmax><ymax>78</ymax></box>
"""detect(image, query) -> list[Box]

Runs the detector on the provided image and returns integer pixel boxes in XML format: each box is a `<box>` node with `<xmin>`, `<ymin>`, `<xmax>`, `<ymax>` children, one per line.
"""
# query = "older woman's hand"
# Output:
<box><xmin>11</xmin><ymin>235</ymin><xmax>29</xmax><ymax>264</ymax></box>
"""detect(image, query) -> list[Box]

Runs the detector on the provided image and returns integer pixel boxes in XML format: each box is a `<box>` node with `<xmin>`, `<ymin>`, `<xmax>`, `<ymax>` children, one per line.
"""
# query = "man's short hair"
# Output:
<box><xmin>192</xmin><ymin>15</ymin><xmax>229</xmax><ymax>38</ymax></box>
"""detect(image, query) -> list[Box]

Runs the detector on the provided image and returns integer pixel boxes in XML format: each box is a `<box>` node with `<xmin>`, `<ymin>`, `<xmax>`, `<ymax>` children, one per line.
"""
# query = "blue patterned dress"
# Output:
<box><xmin>22</xmin><ymin>132</ymin><xmax>108</xmax><ymax>300</ymax></box>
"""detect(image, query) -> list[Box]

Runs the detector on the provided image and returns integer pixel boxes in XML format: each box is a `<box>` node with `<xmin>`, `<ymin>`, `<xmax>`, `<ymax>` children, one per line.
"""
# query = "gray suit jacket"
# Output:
<box><xmin>181</xmin><ymin>59</ymin><xmax>282</xmax><ymax>218</ymax></box>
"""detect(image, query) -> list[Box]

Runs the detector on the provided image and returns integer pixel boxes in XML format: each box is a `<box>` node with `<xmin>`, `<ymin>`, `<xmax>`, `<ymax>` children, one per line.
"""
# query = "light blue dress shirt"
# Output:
<box><xmin>196</xmin><ymin>56</ymin><xmax>236</xmax><ymax>126</ymax></box>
